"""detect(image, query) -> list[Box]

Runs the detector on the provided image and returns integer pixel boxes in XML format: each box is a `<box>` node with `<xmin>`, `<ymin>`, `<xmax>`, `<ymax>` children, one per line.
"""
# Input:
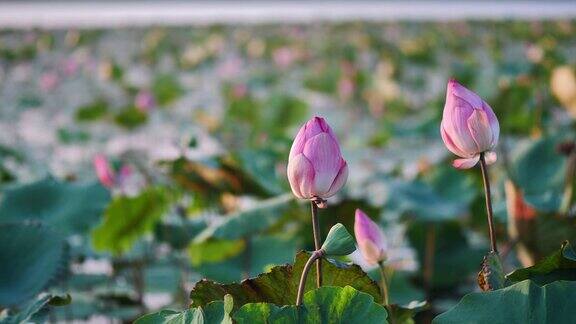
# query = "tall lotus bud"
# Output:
<box><xmin>440</xmin><ymin>79</ymin><xmax>500</xmax><ymax>169</ymax></box>
<box><xmin>287</xmin><ymin>116</ymin><xmax>348</xmax><ymax>204</ymax></box>
<box><xmin>354</xmin><ymin>209</ymin><xmax>387</xmax><ymax>265</ymax></box>
<box><xmin>93</xmin><ymin>154</ymin><xmax>115</xmax><ymax>188</ymax></box>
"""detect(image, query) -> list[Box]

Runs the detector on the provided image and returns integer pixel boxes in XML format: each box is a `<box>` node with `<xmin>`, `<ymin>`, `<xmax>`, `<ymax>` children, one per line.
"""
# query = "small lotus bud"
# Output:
<box><xmin>354</xmin><ymin>209</ymin><xmax>387</xmax><ymax>265</ymax></box>
<box><xmin>93</xmin><ymin>155</ymin><xmax>133</xmax><ymax>190</ymax></box>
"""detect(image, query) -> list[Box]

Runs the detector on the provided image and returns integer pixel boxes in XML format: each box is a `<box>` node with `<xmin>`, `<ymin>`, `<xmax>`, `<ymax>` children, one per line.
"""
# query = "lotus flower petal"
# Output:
<box><xmin>441</xmin><ymin>121</ymin><xmax>470</xmax><ymax>158</ymax></box>
<box><xmin>484</xmin><ymin>151</ymin><xmax>497</xmax><ymax>165</ymax></box>
<box><xmin>453</xmin><ymin>155</ymin><xmax>480</xmax><ymax>169</ymax></box>
<box><xmin>287</xmin><ymin>153</ymin><xmax>315</xmax><ymax>199</ymax></box>
<box><xmin>467</xmin><ymin>109</ymin><xmax>493</xmax><ymax>152</ymax></box>
<box><xmin>324</xmin><ymin>160</ymin><xmax>348</xmax><ymax>198</ymax></box>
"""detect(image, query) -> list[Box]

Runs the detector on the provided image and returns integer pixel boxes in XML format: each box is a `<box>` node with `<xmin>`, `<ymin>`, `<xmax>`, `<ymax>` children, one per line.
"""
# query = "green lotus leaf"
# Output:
<box><xmin>477</xmin><ymin>251</ymin><xmax>505</xmax><ymax>291</ymax></box>
<box><xmin>190</xmin><ymin>251</ymin><xmax>381</xmax><ymax>309</ymax></box>
<box><xmin>91</xmin><ymin>187</ymin><xmax>170</xmax><ymax>255</ymax></box>
<box><xmin>386</xmin><ymin>301</ymin><xmax>428</xmax><ymax>324</ymax></box>
<box><xmin>1</xmin><ymin>294</ymin><xmax>71</xmax><ymax>324</ymax></box>
<box><xmin>510</xmin><ymin>137</ymin><xmax>566</xmax><ymax>211</ymax></box>
<box><xmin>507</xmin><ymin>241</ymin><xmax>576</xmax><ymax>285</ymax></box>
<box><xmin>433</xmin><ymin>280</ymin><xmax>576</xmax><ymax>323</ymax></box>
<box><xmin>135</xmin><ymin>308</ymin><xmax>204</xmax><ymax>324</ymax></box>
<box><xmin>321</xmin><ymin>223</ymin><xmax>356</xmax><ymax>256</ymax></box>
<box><xmin>192</xmin><ymin>235</ymin><xmax>297</xmax><ymax>283</ymax></box>
<box><xmin>134</xmin><ymin>297</ymin><xmax>232</xmax><ymax>324</ymax></box>
<box><xmin>233</xmin><ymin>286</ymin><xmax>388</xmax><ymax>323</ymax></box>
<box><xmin>0</xmin><ymin>223</ymin><xmax>69</xmax><ymax>306</ymax></box>
<box><xmin>0</xmin><ymin>177</ymin><xmax>110</xmax><ymax>235</ymax></box>
<box><xmin>193</xmin><ymin>194</ymin><xmax>293</xmax><ymax>242</ymax></box>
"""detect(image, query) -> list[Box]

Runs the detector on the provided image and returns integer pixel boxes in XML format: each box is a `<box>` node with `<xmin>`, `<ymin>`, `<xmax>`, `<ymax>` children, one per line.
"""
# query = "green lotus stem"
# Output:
<box><xmin>296</xmin><ymin>250</ymin><xmax>323</xmax><ymax>306</ymax></box>
<box><xmin>378</xmin><ymin>262</ymin><xmax>390</xmax><ymax>306</ymax></box>
<box><xmin>561</xmin><ymin>150</ymin><xmax>576</xmax><ymax>216</ymax></box>
<box><xmin>479</xmin><ymin>153</ymin><xmax>498</xmax><ymax>253</ymax></box>
<box><xmin>133</xmin><ymin>260</ymin><xmax>146</xmax><ymax>312</ymax></box>
<box><xmin>310</xmin><ymin>201</ymin><xmax>323</xmax><ymax>287</ymax></box>
<box><xmin>423</xmin><ymin>224</ymin><xmax>436</xmax><ymax>299</ymax></box>
<box><xmin>242</xmin><ymin>236</ymin><xmax>251</xmax><ymax>280</ymax></box>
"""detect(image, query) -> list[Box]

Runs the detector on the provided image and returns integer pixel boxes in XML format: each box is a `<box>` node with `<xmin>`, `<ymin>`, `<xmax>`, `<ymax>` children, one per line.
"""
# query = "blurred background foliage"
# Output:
<box><xmin>0</xmin><ymin>20</ymin><xmax>575</xmax><ymax>322</ymax></box>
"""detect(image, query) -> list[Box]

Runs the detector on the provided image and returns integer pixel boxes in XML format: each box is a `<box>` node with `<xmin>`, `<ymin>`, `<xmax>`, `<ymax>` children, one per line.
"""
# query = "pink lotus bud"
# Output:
<box><xmin>287</xmin><ymin>116</ymin><xmax>348</xmax><ymax>201</ymax></box>
<box><xmin>354</xmin><ymin>209</ymin><xmax>387</xmax><ymax>265</ymax></box>
<box><xmin>93</xmin><ymin>154</ymin><xmax>115</xmax><ymax>188</ymax></box>
<box><xmin>134</xmin><ymin>90</ymin><xmax>155</xmax><ymax>112</ymax></box>
<box><xmin>440</xmin><ymin>79</ymin><xmax>500</xmax><ymax>169</ymax></box>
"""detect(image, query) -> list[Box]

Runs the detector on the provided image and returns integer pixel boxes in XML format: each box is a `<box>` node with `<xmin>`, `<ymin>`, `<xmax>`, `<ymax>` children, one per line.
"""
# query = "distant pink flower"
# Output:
<box><xmin>93</xmin><ymin>154</ymin><xmax>133</xmax><ymax>190</ymax></box>
<box><xmin>93</xmin><ymin>155</ymin><xmax>115</xmax><ymax>188</ymax></box>
<box><xmin>273</xmin><ymin>47</ymin><xmax>296</xmax><ymax>69</ymax></box>
<box><xmin>231</xmin><ymin>84</ymin><xmax>248</xmax><ymax>99</ymax></box>
<box><xmin>287</xmin><ymin>117</ymin><xmax>348</xmax><ymax>202</ymax></box>
<box><xmin>62</xmin><ymin>58</ymin><xmax>79</xmax><ymax>76</ymax></box>
<box><xmin>354</xmin><ymin>209</ymin><xmax>387</xmax><ymax>265</ymax></box>
<box><xmin>338</xmin><ymin>77</ymin><xmax>355</xmax><ymax>101</ymax></box>
<box><xmin>217</xmin><ymin>57</ymin><xmax>242</xmax><ymax>79</ymax></box>
<box><xmin>39</xmin><ymin>72</ymin><xmax>59</xmax><ymax>92</ymax></box>
<box><xmin>440</xmin><ymin>79</ymin><xmax>500</xmax><ymax>169</ymax></box>
<box><xmin>117</xmin><ymin>165</ymin><xmax>134</xmax><ymax>185</ymax></box>
<box><xmin>134</xmin><ymin>90</ymin><xmax>155</xmax><ymax>112</ymax></box>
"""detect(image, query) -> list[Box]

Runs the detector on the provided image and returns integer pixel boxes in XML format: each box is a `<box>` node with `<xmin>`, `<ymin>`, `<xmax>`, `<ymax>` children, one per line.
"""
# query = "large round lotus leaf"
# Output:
<box><xmin>0</xmin><ymin>223</ymin><xmax>69</xmax><ymax>306</ymax></box>
<box><xmin>190</xmin><ymin>251</ymin><xmax>381</xmax><ymax>309</ymax></box>
<box><xmin>433</xmin><ymin>280</ymin><xmax>576</xmax><ymax>323</ymax></box>
<box><xmin>135</xmin><ymin>309</ymin><xmax>203</xmax><ymax>324</ymax></box>
<box><xmin>135</xmin><ymin>297</ymin><xmax>233</xmax><ymax>324</ymax></box>
<box><xmin>0</xmin><ymin>178</ymin><xmax>110</xmax><ymax>235</ymax></box>
<box><xmin>233</xmin><ymin>286</ymin><xmax>388</xmax><ymax>323</ymax></box>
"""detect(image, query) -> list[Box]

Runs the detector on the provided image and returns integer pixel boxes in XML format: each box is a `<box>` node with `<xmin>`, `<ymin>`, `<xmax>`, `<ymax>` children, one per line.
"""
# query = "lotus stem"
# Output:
<box><xmin>242</xmin><ymin>236</ymin><xmax>251</xmax><ymax>280</ymax></box>
<box><xmin>423</xmin><ymin>224</ymin><xmax>436</xmax><ymax>300</ymax></box>
<box><xmin>296</xmin><ymin>250</ymin><xmax>323</xmax><ymax>306</ymax></box>
<box><xmin>378</xmin><ymin>262</ymin><xmax>390</xmax><ymax>306</ymax></box>
<box><xmin>479</xmin><ymin>152</ymin><xmax>498</xmax><ymax>253</ymax></box>
<box><xmin>310</xmin><ymin>200</ymin><xmax>323</xmax><ymax>287</ymax></box>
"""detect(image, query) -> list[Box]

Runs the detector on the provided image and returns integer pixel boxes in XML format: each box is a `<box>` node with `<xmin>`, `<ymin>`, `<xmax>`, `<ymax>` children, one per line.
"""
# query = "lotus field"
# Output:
<box><xmin>0</xmin><ymin>21</ymin><xmax>576</xmax><ymax>323</ymax></box>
